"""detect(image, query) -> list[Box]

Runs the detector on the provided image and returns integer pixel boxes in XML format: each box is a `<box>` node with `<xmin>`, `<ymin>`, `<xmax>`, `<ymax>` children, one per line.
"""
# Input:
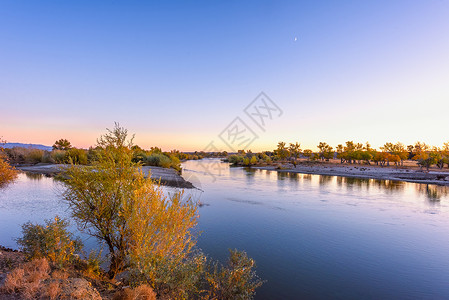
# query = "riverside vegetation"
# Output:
<box><xmin>0</xmin><ymin>126</ymin><xmax>263</xmax><ymax>299</ymax></box>
<box><xmin>227</xmin><ymin>141</ymin><xmax>449</xmax><ymax>171</ymax></box>
<box><xmin>1</xmin><ymin>136</ymin><xmax>225</xmax><ymax>174</ymax></box>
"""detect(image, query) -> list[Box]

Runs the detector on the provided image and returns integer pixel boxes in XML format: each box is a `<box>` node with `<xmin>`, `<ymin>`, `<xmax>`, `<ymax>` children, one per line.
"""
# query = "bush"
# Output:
<box><xmin>228</xmin><ymin>154</ymin><xmax>243</xmax><ymax>165</ymax></box>
<box><xmin>16</xmin><ymin>217</ymin><xmax>83</xmax><ymax>268</ymax></box>
<box><xmin>2</xmin><ymin>258</ymin><xmax>51</xmax><ymax>298</ymax></box>
<box><xmin>250</xmin><ymin>156</ymin><xmax>258</xmax><ymax>165</ymax></box>
<box><xmin>113</xmin><ymin>284</ymin><xmax>157</xmax><ymax>300</ymax></box>
<box><xmin>0</xmin><ymin>155</ymin><xmax>18</xmax><ymax>188</ymax></box>
<box><xmin>125</xmin><ymin>186</ymin><xmax>200</xmax><ymax>296</ymax></box>
<box><xmin>206</xmin><ymin>249</ymin><xmax>264</xmax><ymax>300</ymax></box>
<box><xmin>2</xmin><ymin>147</ymin><xmax>48</xmax><ymax>164</ymax></box>
<box><xmin>50</xmin><ymin>150</ymin><xmax>67</xmax><ymax>164</ymax></box>
<box><xmin>25</xmin><ymin>149</ymin><xmax>44</xmax><ymax>164</ymax></box>
<box><xmin>66</xmin><ymin>148</ymin><xmax>88</xmax><ymax>165</ymax></box>
<box><xmin>144</xmin><ymin>153</ymin><xmax>181</xmax><ymax>170</ymax></box>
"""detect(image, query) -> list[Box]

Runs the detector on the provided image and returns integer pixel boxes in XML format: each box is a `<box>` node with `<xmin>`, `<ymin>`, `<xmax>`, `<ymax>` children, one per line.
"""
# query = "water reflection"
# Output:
<box><xmin>415</xmin><ymin>184</ymin><xmax>449</xmax><ymax>204</ymax></box>
<box><xmin>4</xmin><ymin>160</ymin><xmax>449</xmax><ymax>300</ymax></box>
<box><xmin>24</xmin><ymin>172</ymin><xmax>44</xmax><ymax>180</ymax></box>
<box><xmin>242</xmin><ymin>170</ymin><xmax>449</xmax><ymax>204</ymax></box>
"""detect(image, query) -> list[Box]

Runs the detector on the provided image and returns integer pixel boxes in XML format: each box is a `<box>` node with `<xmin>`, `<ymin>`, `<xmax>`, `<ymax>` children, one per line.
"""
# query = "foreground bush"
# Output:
<box><xmin>16</xmin><ymin>217</ymin><xmax>83</xmax><ymax>268</ymax></box>
<box><xmin>206</xmin><ymin>249</ymin><xmax>264</xmax><ymax>300</ymax></box>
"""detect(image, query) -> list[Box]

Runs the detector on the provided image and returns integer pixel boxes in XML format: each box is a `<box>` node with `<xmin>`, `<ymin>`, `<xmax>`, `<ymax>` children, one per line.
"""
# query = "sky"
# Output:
<box><xmin>1</xmin><ymin>0</ymin><xmax>448</xmax><ymax>152</ymax></box>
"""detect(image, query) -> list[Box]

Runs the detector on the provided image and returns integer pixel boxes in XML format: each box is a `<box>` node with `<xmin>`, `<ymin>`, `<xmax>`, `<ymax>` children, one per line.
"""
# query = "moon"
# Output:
<box><xmin>294</xmin><ymin>37</ymin><xmax>298</xmax><ymax>41</ymax></box>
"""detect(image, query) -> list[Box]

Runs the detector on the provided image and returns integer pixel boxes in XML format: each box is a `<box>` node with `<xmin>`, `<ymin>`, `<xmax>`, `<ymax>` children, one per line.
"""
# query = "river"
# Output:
<box><xmin>2</xmin><ymin>159</ymin><xmax>449</xmax><ymax>299</ymax></box>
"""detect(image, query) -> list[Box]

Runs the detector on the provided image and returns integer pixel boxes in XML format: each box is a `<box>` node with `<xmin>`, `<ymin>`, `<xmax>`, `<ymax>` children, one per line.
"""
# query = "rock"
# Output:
<box><xmin>58</xmin><ymin>278</ymin><xmax>102</xmax><ymax>300</ymax></box>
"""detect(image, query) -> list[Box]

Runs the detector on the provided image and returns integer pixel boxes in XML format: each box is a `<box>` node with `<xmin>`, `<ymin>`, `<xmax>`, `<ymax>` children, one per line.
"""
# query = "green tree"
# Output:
<box><xmin>276</xmin><ymin>142</ymin><xmax>289</xmax><ymax>160</ymax></box>
<box><xmin>52</xmin><ymin>138</ymin><xmax>72</xmax><ymax>151</ymax></box>
<box><xmin>250</xmin><ymin>156</ymin><xmax>258</xmax><ymax>165</ymax></box>
<box><xmin>336</xmin><ymin>144</ymin><xmax>345</xmax><ymax>163</ymax></box>
<box><xmin>317</xmin><ymin>142</ymin><xmax>333</xmax><ymax>161</ymax></box>
<box><xmin>303</xmin><ymin>149</ymin><xmax>313</xmax><ymax>160</ymax></box>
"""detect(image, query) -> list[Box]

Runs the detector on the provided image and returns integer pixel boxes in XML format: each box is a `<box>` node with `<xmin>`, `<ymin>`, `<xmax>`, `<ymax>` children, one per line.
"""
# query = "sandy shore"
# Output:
<box><xmin>254</xmin><ymin>163</ymin><xmax>449</xmax><ymax>186</ymax></box>
<box><xmin>16</xmin><ymin>164</ymin><xmax>194</xmax><ymax>189</ymax></box>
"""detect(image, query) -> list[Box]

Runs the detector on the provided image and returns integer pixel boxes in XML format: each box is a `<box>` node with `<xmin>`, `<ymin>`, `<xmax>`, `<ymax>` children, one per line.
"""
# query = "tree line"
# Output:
<box><xmin>228</xmin><ymin>141</ymin><xmax>449</xmax><ymax>171</ymax></box>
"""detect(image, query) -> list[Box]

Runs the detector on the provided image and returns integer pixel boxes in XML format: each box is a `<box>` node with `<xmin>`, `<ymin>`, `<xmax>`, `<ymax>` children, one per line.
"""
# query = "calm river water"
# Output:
<box><xmin>2</xmin><ymin>159</ymin><xmax>449</xmax><ymax>299</ymax></box>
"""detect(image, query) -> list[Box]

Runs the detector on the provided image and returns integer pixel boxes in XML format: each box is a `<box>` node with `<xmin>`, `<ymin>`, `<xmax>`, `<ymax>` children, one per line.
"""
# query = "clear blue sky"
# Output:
<box><xmin>1</xmin><ymin>0</ymin><xmax>448</xmax><ymax>151</ymax></box>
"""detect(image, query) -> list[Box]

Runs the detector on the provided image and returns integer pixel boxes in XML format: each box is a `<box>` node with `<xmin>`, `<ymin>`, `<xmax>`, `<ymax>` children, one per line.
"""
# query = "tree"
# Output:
<box><xmin>336</xmin><ymin>144</ymin><xmax>345</xmax><ymax>163</ymax></box>
<box><xmin>381</xmin><ymin>142</ymin><xmax>408</xmax><ymax>166</ymax></box>
<box><xmin>288</xmin><ymin>142</ymin><xmax>301</xmax><ymax>166</ymax></box>
<box><xmin>276</xmin><ymin>142</ymin><xmax>289</xmax><ymax>160</ymax></box>
<box><xmin>52</xmin><ymin>138</ymin><xmax>72</xmax><ymax>150</ymax></box>
<box><xmin>317</xmin><ymin>142</ymin><xmax>333</xmax><ymax>161</ymax></box>
<box><xmin>0</xmin><ymin>138</ymin><xmax>18</xmax><ymax>188</ymax></box>
<box><xmin>62</xmin><ymin>124</ymin><xmax>198</xmax><ymax>279</ymax></box>
<box><xmin>250</xmin><ymin>156</ymin><xmax>258</xmax><ymax>165</ymax></box>
<box><xmin>303</xmin><ymin>149</ymin><xmax>313</xmax><ymax>160</ymax></box>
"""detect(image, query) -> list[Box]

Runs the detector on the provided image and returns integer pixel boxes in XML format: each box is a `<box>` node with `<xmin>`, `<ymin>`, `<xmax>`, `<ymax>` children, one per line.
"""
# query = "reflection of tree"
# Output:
<box><xmin>333</xmin><ymin>177</ymin><xmax>405</xmax><ymax>193</ymax></box>
<box><xmin>244</xmin><ymin>167</ymin><xmax>256</xmax><ymax>185</ymax></box>
<box><xmin>276</xmin><ymin>172</ymin><xmax>288</xmax><ymax>181</ymax></box>
<box><xmin>302</xmin><ymin>174</ymin><xmax>312</xmax><ymax>181</ymax></box>
<box><xmin>287</xmin><ymin>172</ymin><xmax>300</xmax><ymax>182</ymax></box>
<box><xmin>319</xmin><ymin>175</ymin><xmax>333</xmax><ymax>186</ymax></box>
<box><xmin>371</xmin><ymin>179</ymin><xmax>405</xmax><ymax>194</ymax></box>
<box><xmin>415</xmin><ymin>184</ymin><xmax>449</xmax><ymax>203</ymax></box>
<box><xmin>336</xmin><ymin>176</ymin><xmax>343</xmax><ymax>187</ymax></box>
<box><xmin>25</xmin><ymin>172</ymin><xmax>43</xmax><ymax>180</ymax></box>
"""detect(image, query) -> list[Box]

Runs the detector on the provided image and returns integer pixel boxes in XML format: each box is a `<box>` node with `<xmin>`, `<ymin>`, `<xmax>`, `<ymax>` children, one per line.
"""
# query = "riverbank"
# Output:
<box><xmin>253</xmin><ymin>162</ymin><xmax>449</xmax><ymax>186</ymax></box>
<box><xmin>0</xmin><ymin>246</ymin><xmax>130</xmax><ymax>299</ymax></box>
<box><xmin>16</xmin><ymin>164</ymin><xmax>194</xmax><ymax>189</ymax></box>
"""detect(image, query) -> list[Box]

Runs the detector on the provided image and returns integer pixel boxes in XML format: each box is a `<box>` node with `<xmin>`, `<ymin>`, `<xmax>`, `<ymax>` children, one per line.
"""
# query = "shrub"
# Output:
<box><xmin>206</xmin><ymin>249</ymin><xmax>264</xmax><ymax>300</ymax></box>
<box><xmin>113</xmin><ymin>284</ymin><xmax>157</xmax><ymax>300</ymax></box>
<box><xmin>250</xmin><ymin>156</ymin><xmax>258</xmax><ymax>165</ymax></box>
<box><xmin>41</xmin><ymin>151</ymin><xmax>53</xmax><ymax>163</ymax></box>
<box><xmin>228</xmin><ymin>154</ymin><xmax>243</xmax><ymax>165</ymax></box>
<box><xmin>0</xmin><ymin>155</ymin><xmax>18</xmax><ymax>188</ymax></box>
<box><xmin>26</xmin><ymin>149</ymin><xmax>44</xmax><ymax>164</ymax></box>
<box><xmin>83</xmin><ymin>249</ymin><xmax>103</xmax><ymax>279</ymax></box>
<box><xmin>50</xmin><ymin>150</ymin><xmax>67</xmax><ymax>164</ymax></box>
<box><xmin>2</xmin><ymin>258</ymin><xmax>51</xmax><ymax>298</ymax></box>
<box><xmin>16</xmin><ymin>217</ymin><xmax>83</xmax><ymax>268</ymax></box>
<box><xmin>145</xmin><ymin>153</ymin><xmax>171</xmax><ymax>168</ymax></box>
<box><xmin>66</xmin><ymin>148</ymin><xmax>88</xmax><ymax>165</ymax></box>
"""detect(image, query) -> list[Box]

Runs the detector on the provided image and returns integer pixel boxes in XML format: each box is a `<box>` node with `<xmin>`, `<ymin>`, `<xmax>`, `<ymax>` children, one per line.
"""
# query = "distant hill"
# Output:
<box><xmin>1</xmin><ymin>143</ymin><xmax>52</xmax><ymax>151</ymax></box>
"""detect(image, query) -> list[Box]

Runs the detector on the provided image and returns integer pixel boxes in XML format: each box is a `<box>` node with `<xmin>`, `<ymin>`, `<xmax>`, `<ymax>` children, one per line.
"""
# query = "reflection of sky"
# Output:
<box><xmin>183</xmin><ymin>159</ymin><xmax>449</xmax><ymax>218</ymax></box>
<box><xmin>3</xmin><ymin>161</ymin><xmax>449</xmax><ymax>298</ymax></box>
<box><xmin>183</xmin><ymin>159</ymin><xmax>449</xmax><ymax>298</ymax></box>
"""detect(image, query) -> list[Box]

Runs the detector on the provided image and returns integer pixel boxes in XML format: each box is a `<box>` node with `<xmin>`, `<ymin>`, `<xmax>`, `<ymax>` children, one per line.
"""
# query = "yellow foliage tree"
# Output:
<box><xmin>63</xmin><ymin>124</ymin><xmax>199</xmax><ymax>279</ymax></box>
<box><xmin>0</xmin><ymin>138</ymin><xmax>18</xmax><ymax>188</ymax></box>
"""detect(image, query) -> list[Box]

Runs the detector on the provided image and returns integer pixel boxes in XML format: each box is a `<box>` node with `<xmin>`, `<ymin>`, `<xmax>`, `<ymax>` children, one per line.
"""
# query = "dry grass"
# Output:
<box><xmin>2</xmin><ymin>267</ymin><xmax>25</xmax><ymax>293</ymax></box>
<box><xmin>52</xmin><ymin>269</ymin><xmax>69</xmax><ymax>280</ymax></box>
<box><xmin>113</xmin><ymin>284</ymin><xmax>157</xmax><ymax>300</ymax></box>
<box><xmin>43</xmin><ymin>281</ymin><xmax>61</xmax><ymax>300</ymax></box>
<box><xmin>1</xmin><ymin>258</ymin><xmax>50</xmax><ymax>299</ymax></box>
